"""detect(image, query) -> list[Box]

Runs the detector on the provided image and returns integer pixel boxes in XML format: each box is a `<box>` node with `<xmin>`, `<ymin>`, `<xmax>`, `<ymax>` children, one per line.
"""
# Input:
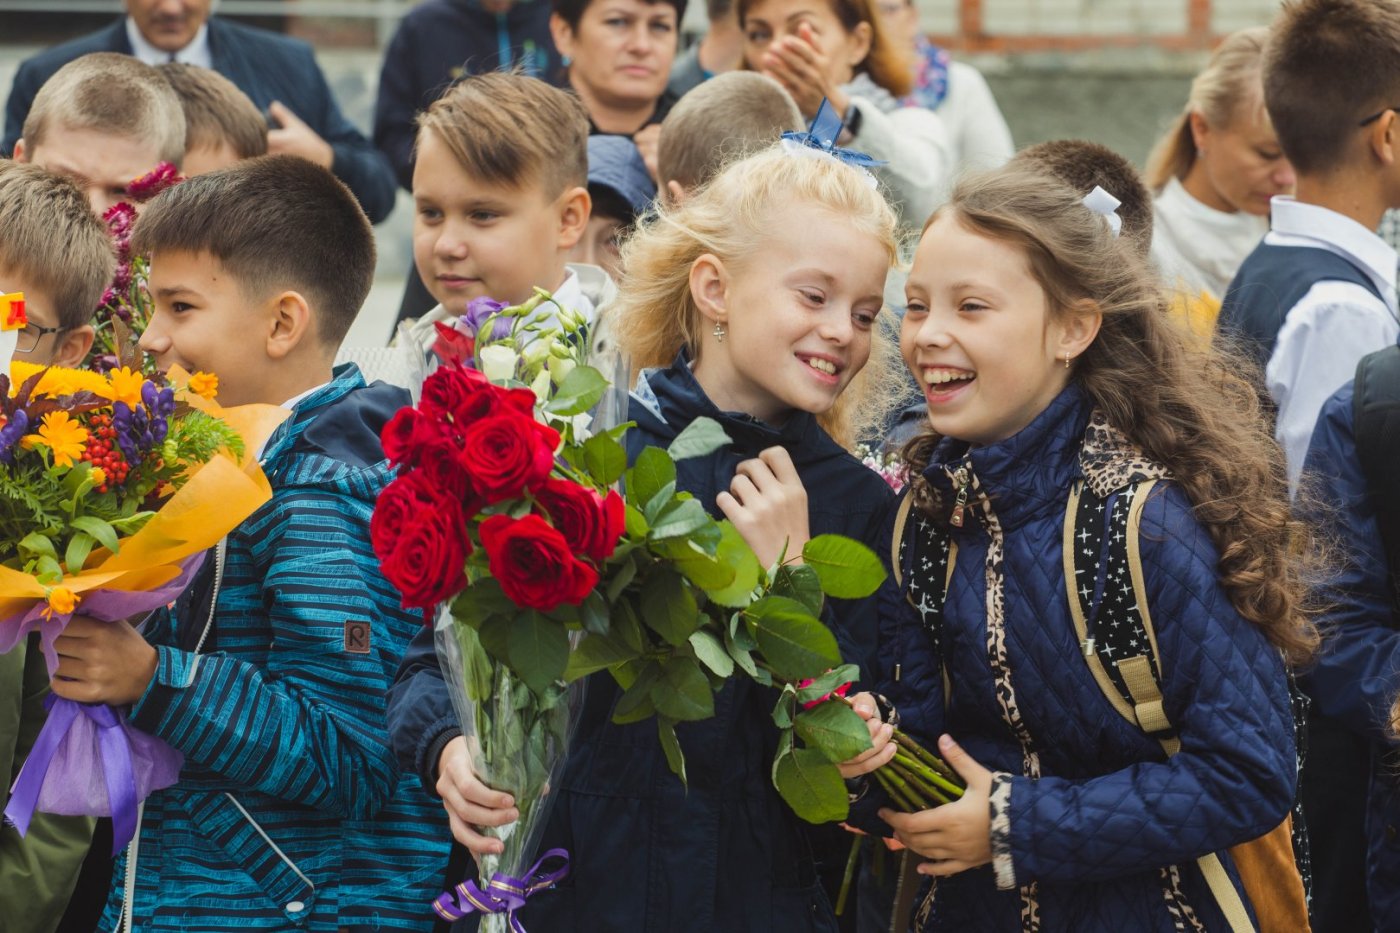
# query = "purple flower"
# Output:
<box><xmin>126</xmin><ymin>163</ymin><xmax>183</xmax><ymax>203</ymax></box>
<box><xmin>0</xmin><ymin>410</ymin><xmax>29</xmax><ymax>464</ymax></box>
<box><xmin>461</xmin><ymin>297</ymin><xmax>513</xmax><ymax>341</ymax></box>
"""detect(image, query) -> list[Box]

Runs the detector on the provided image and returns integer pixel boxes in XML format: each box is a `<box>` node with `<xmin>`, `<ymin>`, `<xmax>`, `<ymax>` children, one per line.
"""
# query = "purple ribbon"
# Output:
<box><xmin>5</xmin><ymin>696</ymin><xmax>138</xmax><ymax>856</ymax></box>
<box><xmin>432</xmin><ymin>848</ymin><xmax>570</xmax><ymax>932</ymax></box>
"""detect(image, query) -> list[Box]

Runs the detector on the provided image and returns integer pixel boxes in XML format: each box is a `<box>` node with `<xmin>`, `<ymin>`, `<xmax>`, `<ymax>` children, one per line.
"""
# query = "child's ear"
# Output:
<box><xmin>265</xmin><ymin>290</ymin><xmax>315</xmax><ymax>360</ymax></box>
<box><xmin>12</xmin><ymin>139</ymin><xmax>27</xmax><ymax>162</ymax></box>
<box><xmin>557</xmin><ymin>186</ymin><xmax>591</xmax><ymax>251</ymax></box>
<box><xmin>1370</xmin><ymin>110</ymin><xmax>1399</xmax><ymax>168</ymax></box>
<box><xmin>665</xmin><ymin>180</ymin><xmax>689</xmax><ymax>206</ymax></box>
<box><xmin>1059</xmin><ymin>299</ymin><xmax>1102</xmax><ymax>362</ymax></box>
<box><xmin>51</xmin><ymin>324</ymin><xmax>94</xmax><ymax>368</ymax></box>
<box><xmin>689</xmin><ymin>253</ymin><xmax>730</xmax><ymax>326</ymax></box>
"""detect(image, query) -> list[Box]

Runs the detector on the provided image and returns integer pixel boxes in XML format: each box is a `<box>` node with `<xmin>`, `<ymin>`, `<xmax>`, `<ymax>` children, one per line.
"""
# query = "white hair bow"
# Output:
<box><xmin>1082</xmin><ymin>185</ymin><xmax>1123</xmax><ymax>238</ymax></box>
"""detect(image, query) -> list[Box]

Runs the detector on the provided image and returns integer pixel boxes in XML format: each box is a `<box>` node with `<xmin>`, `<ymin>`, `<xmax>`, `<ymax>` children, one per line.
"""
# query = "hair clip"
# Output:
<box><xmin>1</xmin><ymin>293</ymin><xmax>25</xmax><ymax>331</ymax></box>
<box><xmin>779</xmin><ymin>99</ymin><xmax>885</xmax><ymax>186</ymax></box>
<box><xmin>1082</xmin><ymin>186</ymin><xmax>1122</xmax><ymax>238</ymax></box>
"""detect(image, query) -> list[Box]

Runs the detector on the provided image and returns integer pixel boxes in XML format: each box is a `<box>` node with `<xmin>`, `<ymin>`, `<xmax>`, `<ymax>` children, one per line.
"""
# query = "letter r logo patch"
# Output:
<box><xmin>344</xmin><ymin>620</ymin><xmax>371</xmax><ymax>654</ymax></box>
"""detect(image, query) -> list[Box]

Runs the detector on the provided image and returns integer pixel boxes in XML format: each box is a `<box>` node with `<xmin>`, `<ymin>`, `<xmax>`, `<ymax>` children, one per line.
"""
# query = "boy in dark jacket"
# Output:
<box><xmin>48</xmin><ymin>155</ymin><xmax>450</xmax><ymax>932</ymax></box>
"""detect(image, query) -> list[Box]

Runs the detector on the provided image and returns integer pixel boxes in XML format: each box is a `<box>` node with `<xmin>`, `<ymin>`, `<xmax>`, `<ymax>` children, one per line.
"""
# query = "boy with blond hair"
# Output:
<box><xmin>158</xmin><ymin>62</ymin><xmax>268</xmax><ymax>176</ymax></box>
<box><xmin>403</xmin><ymin>71</ymin><xmax>613</xmax><ymax>355</ymax></box>
<box><xmin>49</xmin><ymin>155</ymin><xmax>449</xmax><ymax>931</ymax></box>
<box><xmin>13</xmin><ymin>52</ymin><xmax>184</xmax><ymax>217</ymax></box>
<box><xmin>658</xmin><ymin>71</ymin><xmax>802</xmax><ymax>202</ymax></box>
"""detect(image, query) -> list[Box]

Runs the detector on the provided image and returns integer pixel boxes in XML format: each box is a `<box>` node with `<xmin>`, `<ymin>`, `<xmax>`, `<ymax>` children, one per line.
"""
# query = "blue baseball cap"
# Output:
<box><xmin>586</xmin><ymin>135</ymin><xmax>656</xmax><ymax>218</ymax></box>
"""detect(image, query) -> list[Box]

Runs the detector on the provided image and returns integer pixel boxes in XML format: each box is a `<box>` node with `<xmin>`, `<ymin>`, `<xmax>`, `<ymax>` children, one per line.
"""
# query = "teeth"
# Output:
<box><xmin>924</xmin><ymin>368</ymin><xmax>974</xmax><ymax>385</ymax></box>
<box><xmin>806</xmin><ymin>357</ymin><xmax>837</xmax><ymax>375</ymax></box>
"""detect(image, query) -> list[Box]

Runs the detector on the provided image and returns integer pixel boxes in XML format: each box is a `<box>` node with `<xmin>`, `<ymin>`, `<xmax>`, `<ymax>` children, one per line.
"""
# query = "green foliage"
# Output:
<box><xmin>802</xmin><ymin>535</ymin><xmax>887</xmax><ymax>599</ymax></box>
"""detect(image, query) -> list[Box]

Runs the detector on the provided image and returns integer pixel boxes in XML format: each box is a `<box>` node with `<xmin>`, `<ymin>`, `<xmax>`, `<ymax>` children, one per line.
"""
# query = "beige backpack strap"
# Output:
<box><xmin>891</xmin><ymin>493</ymin><xmax>915</xmax><ymax>595</ymax></box>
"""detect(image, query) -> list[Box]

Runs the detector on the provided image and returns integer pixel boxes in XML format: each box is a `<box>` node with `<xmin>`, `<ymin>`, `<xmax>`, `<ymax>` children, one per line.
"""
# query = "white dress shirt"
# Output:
<box><xmin>125</xmin><ymin>17</ymin><xmax>213</xmax><ymax>69</ymax></box>
<box><xmin>1263</xmin><ymin>196</ymin><xmax>1400</xmax><ymax>492</ymax></box>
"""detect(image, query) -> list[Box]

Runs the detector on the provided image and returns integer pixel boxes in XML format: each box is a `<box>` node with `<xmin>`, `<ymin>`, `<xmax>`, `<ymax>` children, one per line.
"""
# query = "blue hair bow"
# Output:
<box><xmin>779</xmin><ymin>99</ymin><xmax>886</xmax><ymax>170</ymax></box>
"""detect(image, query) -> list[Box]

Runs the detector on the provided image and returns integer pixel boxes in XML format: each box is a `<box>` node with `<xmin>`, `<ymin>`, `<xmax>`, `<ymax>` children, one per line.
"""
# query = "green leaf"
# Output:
<box><xmin>651</xmin><ymin>656</ymin><xmax>715</xmax><ymax>722</ymax></box>
<box><xmin>794</xmin><ymin>664</ymin><xmax>861</xmax><ymax>706</ymax></box>
<box><xmin>33</xmin><ymin>555</ymin><xmax>63</xmax><ymax>585</ymax></box>
<box><xmin>793</xmin><ymin>700</ymin><xmax>872</xmax><ymax>763</ymax></box>
<box><xmin>581</xmin><ymin>431</ymin><xmax>628</xmax><ymax>487</ymax></box>
<box><xmin>476</xmin><ymin>615</ymin><xmax>513</xmax><ymax>663</ymax></box>
<box><xmin>665</xmin><ymin>542</ymin><xmax>735</xmax><ymax>590</ymax></box>
<box><xmin>451</xmin><ymin>578</ymin><xmax>514</xmax><ymax>624</ymax></box>
<box><xmin>629</xmin><ymin>447</ymin><xmax>675</xmax><ymax>508</ymax></box>
<box><xmin>506</xmin><ymin>611</ymin><xmax>570</xmax><ymax>695</ymax></box>
<box><xmin>564</xmin><ymin>633</ymin><xmax>636</xmax><ymax>681</ymax></box>
<box><xmin>642</xmin><ymin>482</ymin><xmax>677</xmax><ymax>525</ymax></box>
<box><xmin>746</xmin><ymin>596</ymin><xmax>842</xmax><ymax>681</ymax></box>
<box><xmin>771</xmin><ymin>685</ymin><xmax>797</xmax><ymax>730</ymax></box>
<box><xmin>580</xmin><ymin>590</ymin><xmax>609</xmax><ymax>636</ymax></box>
<box><xmin>689</xmin><ymin>630</ymin><xmax>734</xmax><ymax>679</ymax></box>
<box><xmin>70</xmin><ymin>515</ymin><xmax>119</xmax><ymax>554</ymax></box>
<box><xmin>612</xmin><ymin>598</ymin><xmax>646</xmax><ymax>653</ymax></box>
<box><xmin>657</xmin><ymin>716</ymin><xmax>687</xmax><ymax>785</ymax></box>
<box><xmin>801</xmin><ymin>535</ymin><xmax>888</xmax><ymax>599</ymax></box>
<box><xmin>64</xmin><ymin>533</ymin><xmax>95</xmax><ymax>575</ymax></box>
<box><xmin>452</xmin><ymin>622</ymin><xmax>495</xmax><ymax>704</ymax></box>
<box><xmin>703</xmin><ymin>522</ymin><xmax>762</xmax><ymax>608</ymax></box>
<box><xmin>613</xmin><ymin>661</ymin><xmax>661</xmax><ymax>723</ymax></box>
<box><xmin>666</xmin><ymin>417</ymin><xmax>732</xmax><ymax>461</ymax></box>
<box><xmin>773</xmin><ymin>563</ymin><xmax>824</xmax><ymax>615</ymax></box>
<box><xmin>648</xmin><ymin>498</ymin><xmax>712</xmax><ymax>541</ymax></box>
<box><xmin>18</xmin><ymin>532</ymin><xmax>57</xmax><ymax>561</ymax></box>
<box><xmin>640</xmin><ymin>570</ymin><xmax>700</xmax><ymax>646</ymax></box>
<box><xmin>624</xmin><ymin>504</ymin><xmax>649</xmax><ymax>537</ymax></box>
<box><xmin>605</xmin><ymin>554</ymin><xmax>637</xmax><ymax>603</ymax></box>
<box><xmin>773</xmin><ymin>747</ymin><xmax>849</xmax><ymax>824</ymax></box>
<box><xmin>723</xmin><ymin>627</ymin><xmax>759</xmax><ymax>680</ymax></box>
<box><xmin>544</xmin><ymin>365</ymin><xmax>609</xmax><ymax>416</ymax></box>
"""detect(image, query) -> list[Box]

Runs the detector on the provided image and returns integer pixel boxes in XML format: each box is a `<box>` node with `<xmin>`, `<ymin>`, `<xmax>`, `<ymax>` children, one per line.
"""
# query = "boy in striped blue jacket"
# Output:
<box><xmin>48</xmin><ymin>155</ymin><xmax>450</xmax><ymax>932</ymax></box>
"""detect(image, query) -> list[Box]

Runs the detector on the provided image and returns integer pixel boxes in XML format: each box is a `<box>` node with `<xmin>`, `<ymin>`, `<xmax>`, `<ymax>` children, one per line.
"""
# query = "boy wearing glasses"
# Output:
<box><xmin>0</xmin><ymin>160</ymin><xmax>114</xmax><ymax>369</ymax></box>
<box><xmin>1218</xmin><ymin>2</ymin><xmax>1400</xmax><ymax>931</ymax></box>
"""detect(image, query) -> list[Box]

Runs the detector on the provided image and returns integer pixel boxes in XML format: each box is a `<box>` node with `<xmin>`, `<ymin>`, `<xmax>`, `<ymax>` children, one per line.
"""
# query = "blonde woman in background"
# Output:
<box><xmin>1146</xmin><ymin>27</ymin><xmax>1295</xmax><ymax>333</ymax></box>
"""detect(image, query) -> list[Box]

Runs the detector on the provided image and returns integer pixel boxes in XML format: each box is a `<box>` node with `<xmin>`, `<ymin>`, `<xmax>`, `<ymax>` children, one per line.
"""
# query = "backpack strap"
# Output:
<box><xmin>1353</xmin><ymin>344</ymin><xmax>1400</xmax><ymax>612</ymax></box>
<box><xmin>890</xmin><ymin>494</ymin><xmax>955</xmax><ymax>707</ymax></box>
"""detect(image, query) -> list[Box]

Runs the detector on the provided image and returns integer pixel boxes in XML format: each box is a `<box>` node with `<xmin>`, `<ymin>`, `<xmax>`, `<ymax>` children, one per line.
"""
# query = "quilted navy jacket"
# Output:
<box><xmin>867</xmin><ymin>386</ymin><xmax>1295</xmax><ymax>931</ymax></box>
<box><xmin>1297</xmin><ymin>380</ymin><xmax>1400</xmax><ymax>929</ymax></box>
<box><xmin>387</xmin><ymin>355</ymin><xmax>895</xmax><ymax>931</ymax></box>
<box><xmin>99</xmin><ymin>366</ymin><xmax>451</xmax><ymax>932</ymax></box>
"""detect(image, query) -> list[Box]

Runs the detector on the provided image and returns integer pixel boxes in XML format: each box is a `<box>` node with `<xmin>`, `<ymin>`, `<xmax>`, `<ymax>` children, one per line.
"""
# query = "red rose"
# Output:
<box><xmin>420</xmin><ymin>364</ymin><xmax>497</xmax><ymax>426</ymax></box>
<box><xmin>479</xmin><ymin>514</ymin><xmax>599</xmax><ymax>611</ymax></box>
<box><xmin>534</xmin><ymin>479</ymin><xmax>625</xmax><ymax>564</ymax></box>
<box><xmin>431</xmin><ymin>321</ymin><xmax>475</xmax><ymax>367</ymax></box>
<box><xmin>459</xmin><ymin>413</ymin><xmax>560</xmax><ymax>503</ymax></box>
<box><xmin>416</xmin><ymin>449</ymin><xmax>484</xmax><ymax>518</ymax></box>
<box><xmin>382</xmin><ymin>407</ymin><xmax>451</xmax><ymax>467</ymax></box>
<box><xmin>372</xmin><ymin>472</ymin><xmax>471</xmax><ymax>611</ymax></box>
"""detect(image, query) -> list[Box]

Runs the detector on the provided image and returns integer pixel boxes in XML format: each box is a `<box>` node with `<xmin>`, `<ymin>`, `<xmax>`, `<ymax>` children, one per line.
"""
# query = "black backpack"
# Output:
<box><xmin>1353</xmin><ymin>345</ymin><xmax>1400</xmax><ymax>611</ymax></box>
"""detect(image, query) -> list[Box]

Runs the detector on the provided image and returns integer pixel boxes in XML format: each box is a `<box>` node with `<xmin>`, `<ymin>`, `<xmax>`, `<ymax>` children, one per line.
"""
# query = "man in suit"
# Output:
<box><xmin>4</xmin><ymin>0</ymin><xmax>397</xmax><ymax>223</ymax></box>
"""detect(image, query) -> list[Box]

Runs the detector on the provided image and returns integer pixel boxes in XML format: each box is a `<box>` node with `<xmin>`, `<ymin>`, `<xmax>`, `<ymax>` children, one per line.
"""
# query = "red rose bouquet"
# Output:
<box><xmin>373</xmin><ymin>290</ymin><xmax>892</xmax><ymax>931</ymax></box>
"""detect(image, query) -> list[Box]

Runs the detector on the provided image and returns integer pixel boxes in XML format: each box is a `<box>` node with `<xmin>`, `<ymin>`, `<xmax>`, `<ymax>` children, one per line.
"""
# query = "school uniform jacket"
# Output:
<box><xmin>387</xmin><ymin>354</ymin><xmax>895</xmax><ymax>932</ymax></box>
<box><xmin>98</xmin><ymin>365</ymin><xmax>450</xmax><ymax>932</ymax></box>
<box><xmin>863</xmin><ymin>385</ymin><xmax>1295</xmax><ymax>932</ymax></box>
<box><xmin>4</xmin><ymin>18</ymin><xmax>397</xmax><ymax>224</ymax></box>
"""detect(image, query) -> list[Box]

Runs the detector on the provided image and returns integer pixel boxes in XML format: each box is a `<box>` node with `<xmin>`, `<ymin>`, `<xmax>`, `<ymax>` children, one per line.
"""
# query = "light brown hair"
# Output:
<box><xmin>416</xmin><ymin>71</ymin><xmax>589</xmax><ymax>198</ymax></box>
<box><xmin>22</xmin><ymin>52</ymin><xmax>186</xmax><ymax>166</ymax></box>
<box><xmin>0</xmin><ymin>162</ymin><xmax>116</xmax><ymax>330</ymax></box>
<box><xmin>612</xmin><ymin>143</ymin><xmax>903</xmax><ymax>449</ymax></box>
<box><xmin>1012</xmin><ymin>139</ymin><xmax>1154</xmax><ymax>257</ymax></box>
<box><xmin>159</xmin><ymin>62</ymin><xmax>268</xmax><ymax>161</ymax></box>
<box><xmin>131</xmin><ymin>155</ymin><xmax>375</xmax><ymax>348</ymax></box>
<box><xmin>659</xmin><ymin>72</ymin><xmax>803</xmax><ymax>191</ymax></box>
<box><xmin>1265</xmin><ymin>0</ymin><xmax>1400</xmax><ymax>175</ymax></box>
<box><xmin>737</xmin><ymin>0</ymin><xmax>913</xmax><ymax>99</ymax></box>
<box><xmin>1146</xmin><ymin>27</ymin><xmax>1271</xmax><ymax>191</ymax></box>
<box><xmin>903</xmin><ymin>165</ymin><xmax>1318</xmax><ymax>666</ymax></box>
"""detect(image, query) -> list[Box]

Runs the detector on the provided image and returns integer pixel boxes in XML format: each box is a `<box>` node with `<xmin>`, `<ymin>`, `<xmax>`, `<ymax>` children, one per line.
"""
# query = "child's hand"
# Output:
<box><xmin>837</xmin><ymin>692</ymin><xmax>897</xmax><ymax>778</ymax></box>
<box><xmin>50</xmin><ymin>614</ymin><xmax>158</xmax><ymax>706</ymax></box>
<box><xmin>717</xmin><ymin>446</ymin><xmax>810</xmax><ymax>568</ymax></box>
<box><xmin>632</xmin><ymin>124</ymin><xmax>662</xmax><ymax>182</ymax></box>
<box><xmin>759</xmin><ymin>23</ymin><xmax>850</xmax><ymax>120</ymax></box>
<box><xmin>437</xmin><ymin>735</ymin><xmax>519</xmax><ymax>858</ymax></box>
<box><xmin>880</xmin><ymin>735</ymin><xmax>995</xmax><ymax>877</ymax></box>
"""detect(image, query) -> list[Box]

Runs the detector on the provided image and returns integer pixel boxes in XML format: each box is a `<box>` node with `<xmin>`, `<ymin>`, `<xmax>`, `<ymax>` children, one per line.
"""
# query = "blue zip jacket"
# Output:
<box><xmin>387</xmin><ymin>355</ymin><xmax>895</xmax><ymax>931</ymax></box>
<box><xmin>99</xmin><ymin>365</ymin><xmax>450</xmax><ymax>932</ymax></box>
<box><xmin>864</xmin><ymin>386</ymin><xmax>1295</xmax><ymax>931</ymax></box>
<box><xmin>1297</xmin><ymin>377</ymin><xmax>1400</xmax><ymax>929</ymax></box>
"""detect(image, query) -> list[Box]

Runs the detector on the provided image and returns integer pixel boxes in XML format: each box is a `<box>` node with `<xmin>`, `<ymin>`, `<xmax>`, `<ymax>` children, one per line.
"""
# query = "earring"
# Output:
<box><xmin>561</xmin><ymin>54</ymin><xmax>572</xmax><ymax>67</ymax></box>
<box><xmin>1063</xmin><ymin>355</ymin><xmax>1072</xmax><ymax>369</ymax></box>
<box><xmin>713</xmin><ymin>322</ymin><xmax>727</xmax><ymax>342</ymax></box>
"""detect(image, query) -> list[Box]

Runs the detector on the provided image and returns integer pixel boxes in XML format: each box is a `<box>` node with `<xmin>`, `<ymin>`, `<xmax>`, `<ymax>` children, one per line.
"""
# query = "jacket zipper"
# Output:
<box><xmin>949</xmin><ymin>465</ymin><xmax>971</xmax><ymax>527</ymax></box>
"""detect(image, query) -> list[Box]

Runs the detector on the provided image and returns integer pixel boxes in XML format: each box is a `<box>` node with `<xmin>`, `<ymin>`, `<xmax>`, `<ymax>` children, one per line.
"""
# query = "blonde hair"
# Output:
<box><xmin>417</xmin><ymin>71</ymin><xmax>589</xmax><ymax>197</ymax></box>
<box><xmin>904</xmin><ymin>165</ymin><xmax>1318</xmax><ymax>666</ymax></box>
<box><xmin>612</xmin><ymin>144</ymin><xmax>903</xmax><ymax>449</ymax></box>
<box><xmin>658</xmin><ymin>72</ymin><xmax>803</xmax><ymax>191</ymax></box>
<box><xmin>1146</xmin><ymin>27</ymin><xmax>1271</xmax><ymax>191</ymax></box>
<box><xmin>23</xmin><ymin>52</ymin><xmax>186</xmax><ymax>167</ymax></box>
<box><xmin>0</xmin><ymin>161</ymin><xmax>116</xmax><ymax>330</ymax></box>
<box><xmin>159</xmin><ymin>63</ymin><xmax>268</xmax><ymax>161</ymax></box>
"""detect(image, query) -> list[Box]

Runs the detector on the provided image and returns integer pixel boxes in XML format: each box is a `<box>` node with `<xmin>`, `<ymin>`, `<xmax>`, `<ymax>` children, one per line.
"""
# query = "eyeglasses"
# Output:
<box><xmin>1359</xmin><ymin>106</ymin><xmax>1400</xmax><ymax>126</ymax></box>
<box><xmin>15</xmin><ymin>322</ymin><xmax>64</xmax><ymax>353</ymax></box>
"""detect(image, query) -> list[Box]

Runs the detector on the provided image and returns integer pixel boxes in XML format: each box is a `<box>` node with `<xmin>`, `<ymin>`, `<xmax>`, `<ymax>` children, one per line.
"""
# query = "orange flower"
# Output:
<box><xmin>22</xmin><ymin>411</ymin><xmax>89</xmax><ymax>467</ymax></box>
<box><xmin>106</xmin><ymin>366</ymin><xmax>146</xmax><ymax>407</ymax></box>
<box><xmin>188</xmin><ymin>371</ymin><xmax>219</xmax><ymax>400</ymax></box>
<box><xmin>43</xmin><ymin>585</ymin><xmax>78</xmax><ymax>619</ymax></box>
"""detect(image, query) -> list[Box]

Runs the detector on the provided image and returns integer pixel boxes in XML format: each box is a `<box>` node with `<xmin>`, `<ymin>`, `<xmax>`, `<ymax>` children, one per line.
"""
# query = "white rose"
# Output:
<box><xmin>479</xmin><ymin>344</ymin><xmax>518</xmax><ymax>383</ymax></box>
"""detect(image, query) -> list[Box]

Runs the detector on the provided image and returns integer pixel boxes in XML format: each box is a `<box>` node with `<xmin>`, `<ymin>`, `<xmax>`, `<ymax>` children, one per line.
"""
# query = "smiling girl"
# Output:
<box><xmin>841</xmin><ymin>165</ymin><xmax>1315</xmax><ymax>931</ymax></box>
